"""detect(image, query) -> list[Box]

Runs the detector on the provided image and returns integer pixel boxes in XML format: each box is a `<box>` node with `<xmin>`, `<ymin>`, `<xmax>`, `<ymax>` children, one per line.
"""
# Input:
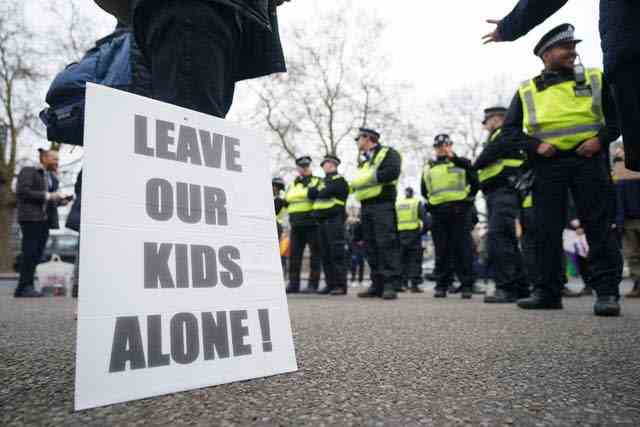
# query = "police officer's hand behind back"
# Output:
<box><xmin>536</xmin><ymin>143</ymin><xmax>556</xmax><ymax>158</ymax></box>
<box><xmin>576</xmin><ymin>137</ymin><xmax>602</xmax><ymax>158</ymax></box>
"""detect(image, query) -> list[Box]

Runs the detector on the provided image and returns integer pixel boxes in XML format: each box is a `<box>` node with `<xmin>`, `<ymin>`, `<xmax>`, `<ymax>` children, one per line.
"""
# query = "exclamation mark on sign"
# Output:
<box><xmin>258</xmin><ymin>309</ymin><xmax>272</xmax><ymax>352</ymax></box>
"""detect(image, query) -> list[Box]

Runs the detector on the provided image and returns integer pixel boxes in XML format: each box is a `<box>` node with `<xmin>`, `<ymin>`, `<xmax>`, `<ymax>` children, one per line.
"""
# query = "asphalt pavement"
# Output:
<box><xmin>1</xmin><ymin>279</ymin><xmax>639</xmax><ymax>426</ymax></box>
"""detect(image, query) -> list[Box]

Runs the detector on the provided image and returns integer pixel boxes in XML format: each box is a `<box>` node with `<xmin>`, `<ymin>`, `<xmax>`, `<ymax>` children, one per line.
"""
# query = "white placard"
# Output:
<box><xmin>75</xmin><ymin>84</ymin><xmax>297</xmax><ymax>410</ymax></box>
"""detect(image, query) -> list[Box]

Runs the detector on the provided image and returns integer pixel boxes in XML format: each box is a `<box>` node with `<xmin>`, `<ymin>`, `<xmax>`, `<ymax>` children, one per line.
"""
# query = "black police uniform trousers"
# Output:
<box><xmin>398</xmin><ymin>229</ymin><xmax>423</xmax><ymax>286</ymax></box>
<box><xmin>533</xmin><ymin>153</ymin><xmax>622</xmax><ymax>298</ymax></box>
<box><xmin>431</xmin><ymin>203</ymin><xmax>475</xmax><ymax>291</ymax></box>
<box><xmin>486</xmin><ymin>187</ymin><xmax>528</xmax><ymax>295</ymax></box>
<box><xmin>361</xmin><ymin>201</ymin><xmax>402</xmax><ymax>292</ymax></box>
<box><xmin>16</xmin><ymin>222</ymin><xmax>50</xmax><ymax>293</ymax></box>
<box><xmin>520</xmin><ymin>206</ymin><xmax>538</xmax><ymax>288</ymax></box>
<box><xmin>318</xmin><ymin>214</ymin><xmax>347</xmax><ymax>291</ymax></box>
<box><xmin>288</xmin><ymin>225</ymin><xmax>322</xmax><ymax>291</ymax></box>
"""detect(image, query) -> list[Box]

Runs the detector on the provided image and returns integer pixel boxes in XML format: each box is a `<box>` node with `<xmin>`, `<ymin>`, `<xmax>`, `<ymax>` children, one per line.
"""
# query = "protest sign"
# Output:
<box><xmin>75</xmin><ymin>84</ymin><xmax>297</xmax><ymax>410</ymax></box>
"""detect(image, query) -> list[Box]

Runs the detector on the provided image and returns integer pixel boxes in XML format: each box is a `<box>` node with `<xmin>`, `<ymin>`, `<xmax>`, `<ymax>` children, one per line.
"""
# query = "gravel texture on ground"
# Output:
<box><xmin>1</xmin><ymin>280</ymin><xmax>639</xmax><ymax>426</ymax></box>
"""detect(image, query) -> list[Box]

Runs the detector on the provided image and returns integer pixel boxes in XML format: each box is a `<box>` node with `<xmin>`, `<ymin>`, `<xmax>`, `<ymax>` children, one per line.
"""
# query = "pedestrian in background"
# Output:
<box><xmin>348</xmin><ymin>218</ymin><xmax>365</xmax><ymax>285</ymax></box>
<box><xmin>66</xmin><ymin>170</ymin><xmax>82</xmax><ymax>299</ymax></box>
<box><xmin>14</xmin><ymin>149</ymin><xmax>71</xmax><ymax>298</ymax></box>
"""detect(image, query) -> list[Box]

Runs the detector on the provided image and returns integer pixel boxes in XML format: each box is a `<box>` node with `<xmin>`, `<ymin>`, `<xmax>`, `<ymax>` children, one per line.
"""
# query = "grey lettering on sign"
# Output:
<box><xmin>177</xmin><ymin>125</ymin><xmax>203</xmax><ymax>165</ymax></box>
<box><xmin>230</xmin><ymin>310</ymin><xmax>252</xmax><ymax>357</ymax></box>
<box><xmin>175</xmin><ymin>244</ymin><xmax>189</xmax><ymax>288</ymax></box>
<box><xmin>191</xmin><ymin>245</ymin><xmax>217</xmax><ymax>288</ymax></box>
<box><xmin>134</xmin><ymin>115</ymin><xmax>153</xmax><ymax>157</ymax></box>
<box><xmin>199</xmin><ymin>130</ymin><xmax>223</xmax><ymax>169</ymax></box>
<box><xmin>224</xmin><ymin>136</ymin><xmax>242</xmax><ymax>172</ymax></box>
<box><xmin>109</xmin><ymin>316</ymin><xmax>147</xmax><ymax>373</ymax></box>
<box><xmin>219</xmin><ymin>246</ymin><xmax>243</xmax><ymax>288</ymax></box>
<box><xmin>170</xmin><ymin>313</ymin><xmax>200</xmax><ymax>365</ymax></box>
<box><xmin>146</xmin><ymin>178</ymin><xmax>173</xmax><ymax>221</ymax></box>
<box><xmin>144</xmin><ymin>242</ymin><xmax>175</xmax><ymax>288</ymax></box>
<box><xmin>147</xmin><ymin>315</ymin><xmax>171</xmax><ymax>368</ymax></box>
<box><xmin>156</xmin><ymin>119</ymin><xmax>176</xmax><ymax>161</ymax></box>
<box><xmin>202</xmin><ymin>312</ymin><xmax>230</xmax><ymax>360</ymax></box>
<box><xmin>204</xmin><ymin>186</ymin><xmax>228</xmax><ymax>226</ymax></box>
<box><xmin>176</xmin><ymin>182</ymin><xmax>202</xmax><ymax>224</ymax></box>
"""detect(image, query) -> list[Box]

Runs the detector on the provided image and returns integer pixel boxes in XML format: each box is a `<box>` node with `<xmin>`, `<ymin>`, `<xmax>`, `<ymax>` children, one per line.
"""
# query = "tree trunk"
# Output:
<box><xmin>0</xmin><ymin>186</ymin><xmax>16</xmax><ymax>273</ymax></box>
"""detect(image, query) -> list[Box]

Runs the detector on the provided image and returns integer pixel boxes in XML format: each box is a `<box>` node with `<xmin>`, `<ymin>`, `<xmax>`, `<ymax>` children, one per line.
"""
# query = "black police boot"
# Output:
<box><xmin>433</xmin><ymin>288</ymin><xmax>447</xmax><ymax>298</ymax></box>
<box><xmin>317</xmin><ymin>285</ymin><xmax>333</xmax><ymax>295</ymax></box>
<box><xmin>358</xmin><ymin>286</ymin><xmax>381</xmax><ymax>298</ymax></box>
<box><xmin>484</xmin><ymin>289</ymin><xmax>516</xmax><ymax>304</ymax></box>
<box><xmin>382</xmin><ymin>283</ymin><xmax>398</xmax><ymax>300</ymax></box>
<box><xmin>517</xmin><ymin>290</ymin><xmax>563</xmax><ymax>310</ymax></box>
<box><xmin>516</xmin><ymin>286</ymin><xmax>531</xmax><ymax>300</ymax></box>
<box><xmin>285</xmin><ymin>284</ymin><xmax>300</xmax><ymax>294</ymax></box>
<box><xmin>14</xmin><ymin>287</ymin><xmax>43</xmax><ymax>298</ymax></box>
<box><xmin>410</xmin><ymin>284</ymin><xmax>424</xmax><ymax>293</ymax></box>
<box><xmin>300</xmin><ymin>283</ymin><xmax>319</xmax><ymax>294</ymax></box>
<box><xmin>461</xmin><ymin>287</ymin><xmax>473</xmax><ymax>299</ymax></box>
<box><xmin>594</xmin><ymin>296</ymin><xmax>621</xmax><ymax>317</ymax></box>
<box><xmin>330</xmin><ymin>286</ymin><xmax>347</xmax><ymax>296</ymax></box>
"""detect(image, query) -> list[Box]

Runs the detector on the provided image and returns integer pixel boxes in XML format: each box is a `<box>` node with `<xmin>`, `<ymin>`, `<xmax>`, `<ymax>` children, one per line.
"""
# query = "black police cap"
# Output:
<box><xmin>534</xmin><ymin>23</ymin><xmax>582</xmax><ymax>57</ymax></box>
<box><xmin>355</xmin><ymin>127</ymin><xmax>380</xmax><ymax>141</ymax></box>
<box><xmin>433</xmin><ymin>134</ymin><xmax>452</xmax><ymax>147</ymax></box>
<box><xmin>295</xmin><ymin>156</ymin><xmax>312</xmax><ymax>167</ymax></box>
<box><xmin>272</xmin><ymin>177</ymin><xmax>285</xmax><ymax>189</ymax></box>
<box><xmin>482</xmin><ymin>106</ymin><xmax>507</xmax><ymax>124</ymax></box>
<box><xmin>321</xmin><ymin>154</ymin><xmax>341</xmax><ymax>167</ymax></box>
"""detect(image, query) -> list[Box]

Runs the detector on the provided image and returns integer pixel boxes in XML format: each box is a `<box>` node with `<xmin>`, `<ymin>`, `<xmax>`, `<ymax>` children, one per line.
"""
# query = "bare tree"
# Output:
<box><xmin>0</xmin><ymin>1</ymin><xmax>45</xmax><ymax>271</ymax></box>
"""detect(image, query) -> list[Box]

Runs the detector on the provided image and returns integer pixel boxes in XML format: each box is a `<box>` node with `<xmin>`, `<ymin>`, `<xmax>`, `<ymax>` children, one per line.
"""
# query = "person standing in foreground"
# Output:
<box><xmin>14</xmin><ymin>149</ymin><xmax>71</xmax><ymax>298</ymax></box>
<box><xmin>501</xmin><ymin>24</ymin><xmax>623</xmax><ymax>316</ymax></box>
<box><xmin>308</xmin><ymin>155</ymin><xmax>350</xmax><ymax>296</ymax></box>
<box><xmin>421</xmin><ymin>134</ymin><xmax>479</xmax><ymax>299</ymax></box>
<box><xmin>351</xmin><ymin>128</ymin><xmax>403</xmax><ymax>300</ymax></box>
<box><xmin>396</xmin><ymin>187</ymin><xmax>428</xmax><ymax>293</ymax></box>
<box><xmin>284</xmin><ymin>156</ymin><xmax>322</xmax><ymax>294</ymax></box>
<box><xmin>474</xmin><ymin>107</ymin><xmax>530</xmax><ymax>303</ymax></box>
<box><xmin>482</xmin><ymin>0</ymin><xmax>640</xmax><ymax>172</ymax></box>
<box><xmin>94</xmin><ymin>0</ymin><xmax>291</xmax><ymax>118</ymax></box>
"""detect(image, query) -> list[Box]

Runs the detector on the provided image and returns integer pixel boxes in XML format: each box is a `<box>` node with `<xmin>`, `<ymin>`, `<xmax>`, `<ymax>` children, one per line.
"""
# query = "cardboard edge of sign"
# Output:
<box><xmin>75</xmin><ymin>83</ymin><xmax>299</xmax><ymax>412</ymax></box>
<box><xmin>74</xmin><ymin>365</ymin><xmax>299</xmax><ymax>412</ymax></box>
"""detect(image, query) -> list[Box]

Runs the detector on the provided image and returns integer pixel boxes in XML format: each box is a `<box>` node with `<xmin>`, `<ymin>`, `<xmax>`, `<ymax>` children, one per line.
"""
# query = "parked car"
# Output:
<box><xmin>14</xmin><ymin>233</ymin><xmax>79</xmax><ymax>272</ymax></box>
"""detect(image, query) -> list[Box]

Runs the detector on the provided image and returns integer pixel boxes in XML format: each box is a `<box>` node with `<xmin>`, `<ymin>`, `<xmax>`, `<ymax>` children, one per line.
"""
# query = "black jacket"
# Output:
<box><xmin>66</xmin><ymin>171</ymin><xmax>82</xmax><ymax>232</ymax></box>
<box><xmin>129</xmin><ymin>0</ymin><xmax>286</xmax><ymax>82</ymax></box>
<box><xmin>474</xmin><ymin>128</ymin><xmax>526</xmax><ymax>194</ymax></box>
<box><xmin>16</xmin><ymin>166</ymin><xmax>61</xmax><ymax>229</ymax></box>
<box><xmin>360</xmin><ymin>144</ymin><xmax>402</xmax><ymax>205</ymax></box>
<box><xmin>498</xmin><ymin>0</ymin><xmax>640</xmax><ymax>74</ymax></box>
<box><xmin>420</xmin><ymin>155</ymin><xmax>479</xmax><ymax>213</ymax></box>
<box><xmin>308</xmin><ymin>172</ymin><xmax>349</xmax><ymax>220</ymax></box>
<box><xmin>501</xmin><ymin>70</ymin><xmax>621</xmax><ymax>156</ymax></box>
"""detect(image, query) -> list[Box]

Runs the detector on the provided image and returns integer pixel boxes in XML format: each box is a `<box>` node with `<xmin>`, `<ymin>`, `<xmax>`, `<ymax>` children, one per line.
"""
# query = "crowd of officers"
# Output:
<box><xmin>272</xmin><ymin>23</ymin><xmax>628</xmax><ymax>317</ymax></box>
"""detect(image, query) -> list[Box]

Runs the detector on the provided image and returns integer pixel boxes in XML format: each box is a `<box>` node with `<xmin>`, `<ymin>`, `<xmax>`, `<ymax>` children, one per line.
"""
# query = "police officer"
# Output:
<box><xmin>474</xmin><ymin>107</ymin><xmax>530</xmax><ymax>303</ymax></box>
<box><xmin>396</xmin><ymin>187</ymin><xmax>428</xmax><ymax>293</ymax></box>
<box><xmin>273</xmin><ymin>177</ymin><xmax>286</xmax><ymax>240</ymax></box>
<box><xmin>502</xmin><ymin>24</ymin><xmax>623</xmax><ymax>316</ymax></box>
<box><xmin>351</xmin><ymin>128</ymin><xmax>403</xmax><ymax>300</ymax></box>
<box><xmin>421</xmin><ymin>134</ymin><xmax>479</xmax><ymax>299</ymax></box>
<box><xmin>284</xmin><ymin>156</ymin><xmax>322</xmax><ymax>294</ymax></box>
<box><xmin>308</xmin><ymin>155</ymin><xmax>350</xmax><ymax>295</ymax></box>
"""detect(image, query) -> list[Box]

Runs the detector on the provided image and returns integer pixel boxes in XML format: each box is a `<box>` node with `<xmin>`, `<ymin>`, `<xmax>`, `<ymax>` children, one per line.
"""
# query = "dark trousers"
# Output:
<box><xmin>610</xmin><ymin>62</ymin><xmax>640</xmax><ymax>171</ymax></box>
<box><xmin>486</xmin><ymin>187</ymin><xmax>527</xmax><ymax>294</ymax></box>
<box><xmin>520</xmin><ymin>207</ymin><xmax>538</xmax><ymax>287</ymax></box>
<box><xmin>133</xmin><ymin>0</ymin><xmax>240</xmax><ymax>118</ymax></box>
<box><xmin>318</xmin><ymin>215</ymin><xmax>347</xmax><ymax>290</ymax></box>
<box><xmin>398</xmin><ymin>230</ymin><xmax>423</xmax><ymax>286</ymax></box>
<box><xmin>361</xmin><ymin>202</ymin><xmax>401</xmax><ymax>291</ymax></box>
<box><xmin>288</xmin><ymin>225</ymin><xmax>321</xmax><ymax>290</ymax></box>
<box><xmin>431</xmin><ymin>204</ymin><xmax>475</xmax><ymax>290</ymax></box>
<box><xmin>350</xmin><ymin>251</ymin><xmax>365</xmax><ymax>282</ymax></box>
<box><xmin>533</xmin><ymin>154</ymin><xmax>622</xmax><ymax>298</ymax></box>
<box><xmin>17</xmin><ymin>222</ymin><xmax>50</xmax><ymax>292</ymax></box>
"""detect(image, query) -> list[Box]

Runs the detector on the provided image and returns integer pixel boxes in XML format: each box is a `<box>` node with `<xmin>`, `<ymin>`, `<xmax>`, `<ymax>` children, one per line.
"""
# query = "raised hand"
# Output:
<box><xmin>482</xmin><ymin>19</ymin><xmax>503</xmax><ymax>44</ymax></box>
